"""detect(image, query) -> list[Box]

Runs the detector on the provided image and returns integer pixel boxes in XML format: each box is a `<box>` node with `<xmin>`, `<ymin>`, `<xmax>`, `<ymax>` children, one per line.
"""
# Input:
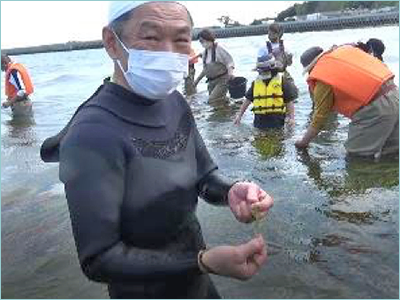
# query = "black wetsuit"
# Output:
<box><xmin>40</xmin><ymin>80</ymin><xmax>233</xmax><ymax>298</ymax></box>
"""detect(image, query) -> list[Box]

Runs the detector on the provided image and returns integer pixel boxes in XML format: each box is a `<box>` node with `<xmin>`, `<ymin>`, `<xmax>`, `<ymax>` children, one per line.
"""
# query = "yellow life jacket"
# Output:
<box><xmin>252</xmin><ymin>74</ymin><xmax>285</xmax><ymax>115</ymax></box>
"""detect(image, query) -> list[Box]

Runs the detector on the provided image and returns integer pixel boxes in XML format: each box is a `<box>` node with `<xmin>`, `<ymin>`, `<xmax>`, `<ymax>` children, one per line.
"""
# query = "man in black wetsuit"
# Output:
<box><xmin>40</xmin><ymin>1</ymin><xmax>274</xmax><ymax>298</ymax></box>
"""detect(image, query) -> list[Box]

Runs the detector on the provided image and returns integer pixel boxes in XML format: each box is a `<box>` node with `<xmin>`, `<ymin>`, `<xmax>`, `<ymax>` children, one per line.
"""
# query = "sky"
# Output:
<box><xmin>1</xmin><ymin>1</ymin><xmax>302</xmax><ymax>49</ymax></box>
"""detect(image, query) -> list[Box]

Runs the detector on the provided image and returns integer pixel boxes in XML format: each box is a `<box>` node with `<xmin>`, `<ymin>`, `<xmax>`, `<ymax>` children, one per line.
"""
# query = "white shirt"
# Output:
<box><xmin>9</xmin><ymin>70</ymin><xmax>25</xmax><ymax>92</ymax></box>
<box><xmin>257</xmin><ymin>42</ymin><xmax>292</xmax><ymax>61</ymax></box>
<box><xmin>202</xmin><ymin>43</ymin><xmax>235</xmax><ymax>74</ymax></box>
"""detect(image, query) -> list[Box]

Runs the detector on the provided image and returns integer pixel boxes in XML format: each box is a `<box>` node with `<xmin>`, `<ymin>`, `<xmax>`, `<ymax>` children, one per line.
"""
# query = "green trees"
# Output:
<box><xmin>275</xmin><ymin>1</ymin><xmax>399</xmax><ymax>22</ymax></box>
<box><xmin>217</xmin><ymin>16</ymin><xmax>242</xmax><ymax>28</ymax></box>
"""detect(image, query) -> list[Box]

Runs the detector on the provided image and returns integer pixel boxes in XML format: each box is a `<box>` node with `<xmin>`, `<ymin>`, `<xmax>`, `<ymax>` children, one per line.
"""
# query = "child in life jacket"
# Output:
<box><xmin>234</xmin><ymin>56</ymin><xmax>297</xmax><ymax>129</ymax></box>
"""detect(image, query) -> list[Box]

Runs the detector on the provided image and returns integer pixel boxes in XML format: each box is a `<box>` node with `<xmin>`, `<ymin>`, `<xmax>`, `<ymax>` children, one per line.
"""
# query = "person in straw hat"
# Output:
<box><xmin>296</xmin><ymin>45</ymin><xmax>398</xmax><ymax>159</ymax></box>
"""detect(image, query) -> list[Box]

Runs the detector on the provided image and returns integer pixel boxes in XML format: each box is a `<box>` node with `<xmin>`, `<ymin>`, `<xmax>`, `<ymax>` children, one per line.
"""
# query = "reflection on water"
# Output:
<box><xmin>345</xmin><ymin>155</ymin><xmax>399</xmax><ymax>191</ymax></box>
<box><xmin>298</xmin><ymin>149</ymin><xmax>399</xmax><ymax>197</ymax></box>
<box><xmin>206</xmin><ymin>99</ymin><xmax>242</xmax><ymax>123</ymax></box>
<box><xmin>252</xmin><ymin>129</ymin><xmax>286</xmax><ymax>160</ymax></box>
<box><xmin>5</xmin><ymin>114</ymin><xmax>37</xmax><ymax>146</ymax></box>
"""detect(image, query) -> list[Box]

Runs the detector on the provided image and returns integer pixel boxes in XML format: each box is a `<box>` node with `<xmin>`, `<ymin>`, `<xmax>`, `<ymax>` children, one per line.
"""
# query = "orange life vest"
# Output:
<box><xmin>307</xmin><ymin>45</ymin><xmax>394</xmax><ymax>118</ymax></box>
<box><xmin>5</xmin><ymin>62</ymin><xmax>34</xmax><ymax>99</ymax></box>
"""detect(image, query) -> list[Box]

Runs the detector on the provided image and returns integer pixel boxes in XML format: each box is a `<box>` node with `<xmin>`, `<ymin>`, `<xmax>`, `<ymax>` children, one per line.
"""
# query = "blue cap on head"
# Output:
<box><xmin>256</xmin><ymin>55</ymin><xmax>283</xmax><ymax>73</ymax></box>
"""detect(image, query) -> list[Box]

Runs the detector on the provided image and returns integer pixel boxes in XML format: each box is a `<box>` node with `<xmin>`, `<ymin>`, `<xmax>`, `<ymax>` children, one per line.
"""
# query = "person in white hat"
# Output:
<box><xmin>40</xmin><ymin>1</ymin><xmax>273</xmax><ymax>298</ymax></box>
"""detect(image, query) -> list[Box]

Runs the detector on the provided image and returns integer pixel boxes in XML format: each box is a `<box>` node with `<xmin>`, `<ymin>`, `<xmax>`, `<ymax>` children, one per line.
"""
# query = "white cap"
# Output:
<box><xmin>108</xmin><ymin>1</ymin><xmax>193</xmax><ymax>28</ymax></box>
<box><xmin>108</xmin><ymin>1</ymin><xmax>149</xmax><ymax>25</ymax></box>
<box><xmin>108</xmin><ymin>1</ymin><xmax>191</xmax><ymax>25</ymax></box>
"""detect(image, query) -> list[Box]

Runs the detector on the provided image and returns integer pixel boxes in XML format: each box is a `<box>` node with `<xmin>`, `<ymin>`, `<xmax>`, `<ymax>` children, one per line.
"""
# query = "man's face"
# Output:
<box><xmin>116</xmin><ymin>2</ymin><xmax>192</xmax><ymax>59</ymax></box>
<box><xmin>268</xmin><ymin>31</ymin><xmax>280</xmax><ymax>43</ymax></box>
<box><xmin>199</xmin><ymin>38</ymin><xmax>212</xmax><ymax>49</ymax></box>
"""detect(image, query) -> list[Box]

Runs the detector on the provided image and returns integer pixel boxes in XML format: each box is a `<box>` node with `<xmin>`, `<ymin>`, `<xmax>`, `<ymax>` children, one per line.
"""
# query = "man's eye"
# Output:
<box><xmin>176</xmin><ymin>38</ymin><xmax>190</xmax><ymax>43</ymax></box>
<box><xmin>144</xmin><ymin>36</ymin><xmax>158</xmax><ymax>41</ymax></box>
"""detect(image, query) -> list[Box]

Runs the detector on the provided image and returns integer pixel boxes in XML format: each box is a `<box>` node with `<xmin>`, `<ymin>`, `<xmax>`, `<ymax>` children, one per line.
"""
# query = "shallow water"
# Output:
<box><xmin>1</xmin><ymin>26</ymin><xmax>399</xmax><ymax>298</ymax></box>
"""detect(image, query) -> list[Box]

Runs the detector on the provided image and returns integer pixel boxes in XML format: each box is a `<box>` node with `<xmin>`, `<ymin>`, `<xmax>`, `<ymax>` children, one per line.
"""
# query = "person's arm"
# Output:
<box><xmin>193</xmin><ymin>112</ymin><xmax>274</xmax><ymax>223</ymax></box>
<box><xmin>8</xmin><ymin>90</ymin><xmax>27</xmax><ymax>104</ymax></box>
<box><xmin>193</xmin><ymin>51</ymin><xmax>206</xmax><ymax>86</ymax></box>
<box><xmin>59</xmin><ymin>123</ymin><xmax>204</xmax><ymax>283</ymax></box>
<box><xmin>191</xmin><ymin>120</ymin><xmax>233</xmax><ymax>206</ymax></box>
<box><xmin>193</xmin><ymin>69</ymin><xmax>206</xmax><ymax>87</ymax></box>
<box><xmin>2</xmin><ymin>99</ymin><xmax>12</xmax><ymax>108</ymax></box>
<box><xmin>234</xmin><ymin>99</ymin><xmax>252</xmax><ymax>125</ymax></box>
<box><xmin>295</xmin><ymin>126</ymin><xmax>320</xmax><ymax>148</ymax></box>
<box><xmin>284</xmin><ymin>51</ymin><xmax>293</xmax><ymax>66</ymax></box>
<box><xmin>234</xmin><ymin>83</ymin><xmax>254</xmax><ymax>125</ymax></box>
<box><xmin>282</xmin><ymin>76</ymin><xmax>296</xmax><ymax>125</ymax></box>
<box><xmin>192</xmin><ymin>127</ymin><xmax>272</xmax><ymax>279</ymax></box>
<box><xmin>196</xmin><ymin>170</ymin><xmax>273</xmax><ymax>280</ymax></box>
<box><xmin>190</xmin><ymin>116</ymin><xmax>271</xmax><ymax>279</ymax></box>
<box><xmin>189</xmin><ymin>53</ymin><xmax>201</xmax><ymax>65</ymax></box>
<box><xmin>198</xmin><ymin>234</ymin><xmax>267</xmax><ymax>280</ymax></box>
<box><xmin>295</xmin><ymin>81</ymin><xmax>334</xmax><ymax>148</ymax></box>
<box><xmin>197</xmin><ymin>170</ymin><xmax>235</xmax><ymax>206</ymax></box>
<box><xmin>257</xmin><ymin>46</ymin><xmax>267</xmax><ymax>62</ymax></box>
<box><xmin>285</xmin><ymin>101</ymin><xmax>295</xmax><ymax>126</ymax></box>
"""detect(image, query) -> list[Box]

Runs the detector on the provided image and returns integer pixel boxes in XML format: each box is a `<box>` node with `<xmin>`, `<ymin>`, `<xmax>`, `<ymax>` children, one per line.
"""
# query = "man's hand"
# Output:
<box><xmin>2</xmin><ymin>100</ymin><xmax>11</xmax><ymax>108</ymax></box>
<box><xmin>295</xmin><ymin>126</ymin><xmax>320</xmax><ymax>149</ymax></box>
<box><xmin>233</xmin><ymin>115</ymin><xmax>242</xmax><ymax>125</ymax></box>
<box><xmin>200</xmin><ymin>235</ymin><xmax>267</xmax><ymax>280</ymax></box>
<box><xmin>228</xmin><ymin>182</ymin><xmax>273</xmax><ymax>223</ymax></box>
<box><xmin>285</xmin><ymin>53</ymin><xmax>293</xmax><ymax>66</ymax></box>
<box><xmin>295</xmin><ymin>139</ymin><xmax>309</xmax><ymax>149</ymax></box>
<box><xmin>286</xmin><ymin>117</ymin><xmax>296</xmax><ymax>127</ymax></box>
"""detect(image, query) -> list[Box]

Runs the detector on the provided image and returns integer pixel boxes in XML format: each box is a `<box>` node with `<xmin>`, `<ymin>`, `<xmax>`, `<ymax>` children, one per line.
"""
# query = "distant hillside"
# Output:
<box><xmin>276</xmin><ymin>1</ymin><xmax>399</xmax><ymax>21</ymax></box>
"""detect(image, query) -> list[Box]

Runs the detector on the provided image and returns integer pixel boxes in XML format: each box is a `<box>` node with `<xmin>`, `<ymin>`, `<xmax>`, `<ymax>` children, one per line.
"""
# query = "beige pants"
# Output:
<box><xmin>11</xmin><ymin>99</ymin><xmax>33</xmax><ymax>117</ymax></box>
<box><xmin>346</xmin><ymin>84</ymin><xmax>399</xmax><ymax>157</ymax></box>
<box><xmin>207</xmin><ymin>74</ymin><xmax>230</xmax><ymax>104</ymax></box>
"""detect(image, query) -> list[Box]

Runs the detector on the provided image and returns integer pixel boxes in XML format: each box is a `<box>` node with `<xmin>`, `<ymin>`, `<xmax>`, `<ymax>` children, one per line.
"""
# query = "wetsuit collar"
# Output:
<box><xmin>93</xmin><ymin>81</ymin><xmax>172</xmax><ymax>128</ymax></box>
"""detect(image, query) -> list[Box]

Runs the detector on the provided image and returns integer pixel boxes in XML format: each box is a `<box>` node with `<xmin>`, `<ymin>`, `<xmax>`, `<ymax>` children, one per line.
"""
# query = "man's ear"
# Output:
<box><xmin>102</xmin><ymin>26</ymin><xmax>118</xmax><ymax>60</ymax></box>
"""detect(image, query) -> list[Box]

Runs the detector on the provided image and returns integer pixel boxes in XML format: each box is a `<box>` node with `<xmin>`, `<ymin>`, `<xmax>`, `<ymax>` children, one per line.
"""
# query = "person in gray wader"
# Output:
<box><xmin>1</xmin><ymin>54</ymin><xmax>34</xmax><ymax>118</ymax></box>
<box><xmin>194</xmin><ymin>29</ymin><xmax>235</xmax><ymax>104</ymax></box>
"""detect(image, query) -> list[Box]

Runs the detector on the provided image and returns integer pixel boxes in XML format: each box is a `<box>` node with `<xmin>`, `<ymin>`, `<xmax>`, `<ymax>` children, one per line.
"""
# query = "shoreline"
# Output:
<box><xmin>2</xmin><ymin>11</ymin><xmax>398</xmax><ymax>56</ymax></box>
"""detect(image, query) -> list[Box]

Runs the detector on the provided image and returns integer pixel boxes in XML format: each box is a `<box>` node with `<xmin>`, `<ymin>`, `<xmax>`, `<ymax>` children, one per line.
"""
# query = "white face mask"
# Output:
<box><xmin>200</xmin><ymin>40</ymin><xmax>213</xmax><ymax>49</ymax></box>
<box><xmin>114</xmin><ymin>33</ymin><xmax>189</xmax><ymax>100</ymax></box>
<box><xmin>257</xmin><ymin>72</ymin><xmax>272</xmax><ymax>80</ymax></box>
